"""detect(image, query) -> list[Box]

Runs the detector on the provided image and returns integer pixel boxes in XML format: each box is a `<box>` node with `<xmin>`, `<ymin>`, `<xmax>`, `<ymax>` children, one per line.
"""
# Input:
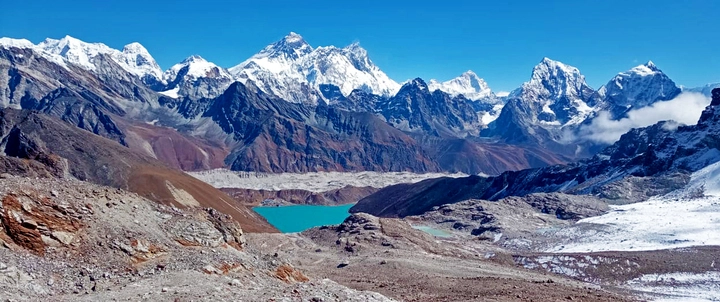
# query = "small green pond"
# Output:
<box><xmin>412</xmin><ymin>225</ymin><xmax>453</xmax><ymax>238</ymax></box>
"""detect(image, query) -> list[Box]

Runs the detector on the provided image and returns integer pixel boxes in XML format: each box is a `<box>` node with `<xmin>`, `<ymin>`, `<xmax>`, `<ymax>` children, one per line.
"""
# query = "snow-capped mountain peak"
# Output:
<box><xmin>116</xmin><ymin>42</ymin><xmax>163</xmax><ymax>81</ymax></box>
<box><xmin>598</xmin><ymin>61</ymin><xmax>681</xmax><ymax>109</ymax></box>
<box><xmin>514</xmin><ymin>57</ymin><xmax>592</xmax><ymax>102</ymax></box>
<box><xmin>284</xmin><ymin>31</ymin><xmax>303</xmax><ymax>43</ymax></box>
<box><xmin>627</xmin><ymin>61</ymin><xmax>661</xmax><ymax>77</ymax></box>
<box><xmin>428</xmin><ymin>70</ymin><xmax>493</xmax><ymax>100</ymax></box>
<box><xmin>528</xmin><ymin>57</ymin><xmax>585</xmax><ymax>90</ymax></box>
<box><xmin>229</xmin><ymin>32</ymin><xmax>399</xmax><ymax>104</ymax></box>
<box><xmin>164</xmin><ymin>55</ymin><xmax>231</xmax><ymax>81</ymax></box>
<box><xmin>506</xmin><ymin>58</ymin><xmax>595</xmax><ymax>127</ymax></box>
<box><xmin>159</xmin><ymin>55</ymin><xmax>234</xmax><ymax>99</ymax></box>
<box><xmin>37</xmin><ymin>35</ymin><xmax>114</xmax><ymax>71</ymax></box>
<box><xmin>260</xmin><ymin>32</ymin><xmax>313</xmax><ymax>60</ymax></box>
<box><xmin>27</xmin><ymin>35</ymin><xmax>164</xmax><ymax>82</ymax></box>
<box><xmin>402</xmin><ymin>78</ymin><xmax>429</xmax><ymax>91</ymax></box>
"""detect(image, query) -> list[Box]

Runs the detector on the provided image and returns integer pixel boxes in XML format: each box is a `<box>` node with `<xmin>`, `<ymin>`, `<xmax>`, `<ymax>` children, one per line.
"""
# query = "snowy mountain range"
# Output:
<box><xmin>0</xmin><ymin>36</ymin><xmax>164</xmax><ymax>87</ymax></box>
<box><xmin>480</xmin><ymin>57</ymin><xmax>693</xmax><ymax>157</ymax></box>
<box><xmin>228</xmin><ymin>32</ymin><xmax>400</xmax><ymax>105</ymax></box>
<box><xmin>0</xmin><ymin>33</ymin><xmax>716</xmax><ymax>169</ymax></box>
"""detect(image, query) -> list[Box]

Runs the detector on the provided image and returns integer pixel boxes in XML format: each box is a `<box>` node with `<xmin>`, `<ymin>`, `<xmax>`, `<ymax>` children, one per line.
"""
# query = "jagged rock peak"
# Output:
<box><xmin>531</xmin><ymin>57</ymin><xmax>584</xmax><ymax>82</ymax></box>
<box><xmin>262</xmin><ymin>32</ymin><xmax>313</xmax><ymax>59</ymax></box>
<box><xmin>403</xmin><ymin>78</ymin><xmax>429</xmax><ymax>91</ymax></box>
<box><xmin>181</xmin><ymin>55</ymin><xmax>207</xmax><ymax>64</ymax></box>
<box><xmin>712</xmin><ymin>88</ymin><xmax>720</xmax><ymax>106</ymax></box>
<box><xmin>511</xmin><ymin>57</ymin><xmax>592</xmax><ymax>103</ymax></box>
<box><xmin>283</xmin><ymin>32</ymin><xmax>305</xmax><ymax>43</ymax></box>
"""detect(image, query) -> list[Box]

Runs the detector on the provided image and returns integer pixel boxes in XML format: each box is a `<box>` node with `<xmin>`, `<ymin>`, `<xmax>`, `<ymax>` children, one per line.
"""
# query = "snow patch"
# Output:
<box><xmin>628</xmin><ymin>272</ymin><xmax>720</xmax><ymax>301</ymax></box>
<box><xmin>158</xmin><ymin>87</ymin><xmax>180</xmax><ymax>98</ymax></box>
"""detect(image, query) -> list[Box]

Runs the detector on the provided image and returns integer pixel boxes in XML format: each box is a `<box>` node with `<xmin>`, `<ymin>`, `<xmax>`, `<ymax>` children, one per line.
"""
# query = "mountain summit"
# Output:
<box><xmin>161</xmin><ymin>55</ymin><xmax>234</xmax><ymax>99</ymax></box>
<box><xmin>512</xmin><ymin>57</ymin><xmax>596</xmax><ymax>122</ymax></box>
<box><xmin>256</xmin><ymin>32</ymin><xmax>313</xmax><ymax>61</ymax></box>
<box><xmin>229</xmin><ymin>32</ymin><xmax>399</xmax><ymax>105</ymax></box>
<box><xmin>597</xmin><ymin>61</ymin><xmax>681</xmax><ymax>113</ymax></box>
<box><xmin>428</xmin><ymin>70</ymin><xmax>494</xmax><ymax>100</ymax></box>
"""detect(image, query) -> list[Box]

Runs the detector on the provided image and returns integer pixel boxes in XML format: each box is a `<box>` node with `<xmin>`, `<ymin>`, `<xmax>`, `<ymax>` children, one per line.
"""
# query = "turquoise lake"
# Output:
<box><xmin>253</xmin><ymin>204</ymin><xmax>354</xmax><ymax>233</ymax></box>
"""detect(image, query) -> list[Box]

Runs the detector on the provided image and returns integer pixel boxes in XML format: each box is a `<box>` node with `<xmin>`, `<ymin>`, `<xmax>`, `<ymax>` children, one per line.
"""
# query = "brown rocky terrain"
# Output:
<box><xmin>249</xmin><ymin>213</ymin><xmax>638</xmax><ymax>302</ymax></box>
<box><xmin>122</xmin><ymin>122</ymin><xmax>229</xmax><ymax>171</ymax></box>
<box><xmin>0</xmin><ymin>175</ymin><xmax>391</xmax><ymax>301</ymax></box>
<box><xmin>0</xmin><ymin>108</ymin><xmax>276</xmax><ymax>233</ymax></box>
<box><xmin>1</xmin><ymin>173</ymin><xmax>656</xmax><ymax>301</ymax></box>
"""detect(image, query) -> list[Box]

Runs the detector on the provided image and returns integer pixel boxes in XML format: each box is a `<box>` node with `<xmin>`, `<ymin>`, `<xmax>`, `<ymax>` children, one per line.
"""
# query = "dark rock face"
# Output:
<box><xmin>319</xmin><ymin>84</ymin><xmax>346</xmax><ymax>103</ymax></box>
<box><xmin>482</xmin><ymin>98</ymin><xmax>558</xmax><ymax>145</ymax></box>
<box><xmin>376</xmin><ymin>79</ymin><xmax>482</xmax><ymax>138</ymax></box>
<box><xmin>331</xmin><ymin>89</ymin><xmax>385</xmax><ymax>113</ymax></box>
<box><xmin>506</xmin><ymin>193</ymin><xmax>609</xmax><ymax>220</ymax></box>
<box><xmin>205</xmin><ymin>82</ymin><xmax>440</xmax><ymax>173</ymax></box>
<box><xmin>711</xmin><ymin>88</ymin><xmax>720</xmax><ymax>106</ymax></box>
<box><xmin>0</xmin><ymin>108</ymin><xmax>154</xmax><ymax>187</ymax></box>
<box><xmin>21</xmin><ymin>88</ymin><xmax>126</xmax><ymax>145</ymax></box>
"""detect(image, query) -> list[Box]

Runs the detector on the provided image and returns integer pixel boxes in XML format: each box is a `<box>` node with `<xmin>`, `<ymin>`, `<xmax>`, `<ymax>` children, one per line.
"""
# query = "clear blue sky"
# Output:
<box><xmin>1</xmin><ymin>0</ymin><xmax>718</xmax><ymax>91</ymax></box>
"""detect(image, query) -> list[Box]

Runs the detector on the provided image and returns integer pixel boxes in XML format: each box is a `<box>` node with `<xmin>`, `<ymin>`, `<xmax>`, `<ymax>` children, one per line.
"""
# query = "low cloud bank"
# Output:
<box><xmin>578</xmin><ymin>92</ymin><xmax>711</xmax><ymax>144</ymax></box>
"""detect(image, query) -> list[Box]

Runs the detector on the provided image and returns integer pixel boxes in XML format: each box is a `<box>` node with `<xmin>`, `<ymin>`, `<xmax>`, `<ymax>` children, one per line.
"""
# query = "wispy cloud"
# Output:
<box><xmin>576</xmin><ymin>92</ymin><xmax>711</xmax><ymax>144</ymax></box>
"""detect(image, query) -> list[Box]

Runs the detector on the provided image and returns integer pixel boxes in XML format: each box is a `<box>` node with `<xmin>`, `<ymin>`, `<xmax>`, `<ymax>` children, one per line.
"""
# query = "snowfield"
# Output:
<box><xmin>628</xmin><ymin>272</ymin><xmax>720</xmax><ymax>302</ymax></box>
<box><xmin>541</xmin><ymin>161</ymin><xmax>720</xmax><ymax>301</ymax></box>
<box><xmin>188</xmin><ymin>169</ymin><xmax>469</xmax><ymax>192</ymax></box>
<box><xmin>548</xmin><ymin>161</ymin><xmax>720</xmax><ymax>253</ymax></box>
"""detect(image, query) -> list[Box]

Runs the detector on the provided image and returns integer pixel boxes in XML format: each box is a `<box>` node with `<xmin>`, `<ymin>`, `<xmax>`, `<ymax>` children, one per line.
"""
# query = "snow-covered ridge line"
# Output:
<box><xmin>228</xmin><ymin>32</ymin><xmax>401</xmax><ymax>105</ymax></box>
<box><xmin>0</xmin><ymin>35</ymin><xmax>163</xmax><ymax>82</ymax></box>
<box><xmin>188</xmin><ymin>169</ymin><xmax>470</xmax><ymax>192</ymax></box>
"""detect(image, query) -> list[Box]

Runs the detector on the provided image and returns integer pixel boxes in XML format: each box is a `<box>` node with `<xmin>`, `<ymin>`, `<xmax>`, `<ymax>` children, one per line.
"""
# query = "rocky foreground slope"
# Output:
<box><xmin>0</xmin><ymin>174</ymin><xmax>646</xmax><ymax>301</ymax></box>
<box><xmin>0</xmin><ymin>176</ymin><xmax>392</xmax><ymax>301</ymax></box>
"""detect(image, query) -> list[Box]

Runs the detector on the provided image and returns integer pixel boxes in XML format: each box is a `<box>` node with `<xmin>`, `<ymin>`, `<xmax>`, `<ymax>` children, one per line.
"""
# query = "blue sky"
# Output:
<box><xmin>1</xmin><ymin>0</ymin><xmax>718</xmax><ymax>91</ymax></box>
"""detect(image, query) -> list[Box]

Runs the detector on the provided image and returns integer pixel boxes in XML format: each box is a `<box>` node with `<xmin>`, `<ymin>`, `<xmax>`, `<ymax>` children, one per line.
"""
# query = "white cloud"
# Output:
<box><xmin>496</xmin><ymin>91</ymin><xmax>510</xmax><ymax>97</ymax></box>
<box><xmin>578</xmin><ymin>92</ymin><xmax>711</xmax><ymax>144</ymax></box>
